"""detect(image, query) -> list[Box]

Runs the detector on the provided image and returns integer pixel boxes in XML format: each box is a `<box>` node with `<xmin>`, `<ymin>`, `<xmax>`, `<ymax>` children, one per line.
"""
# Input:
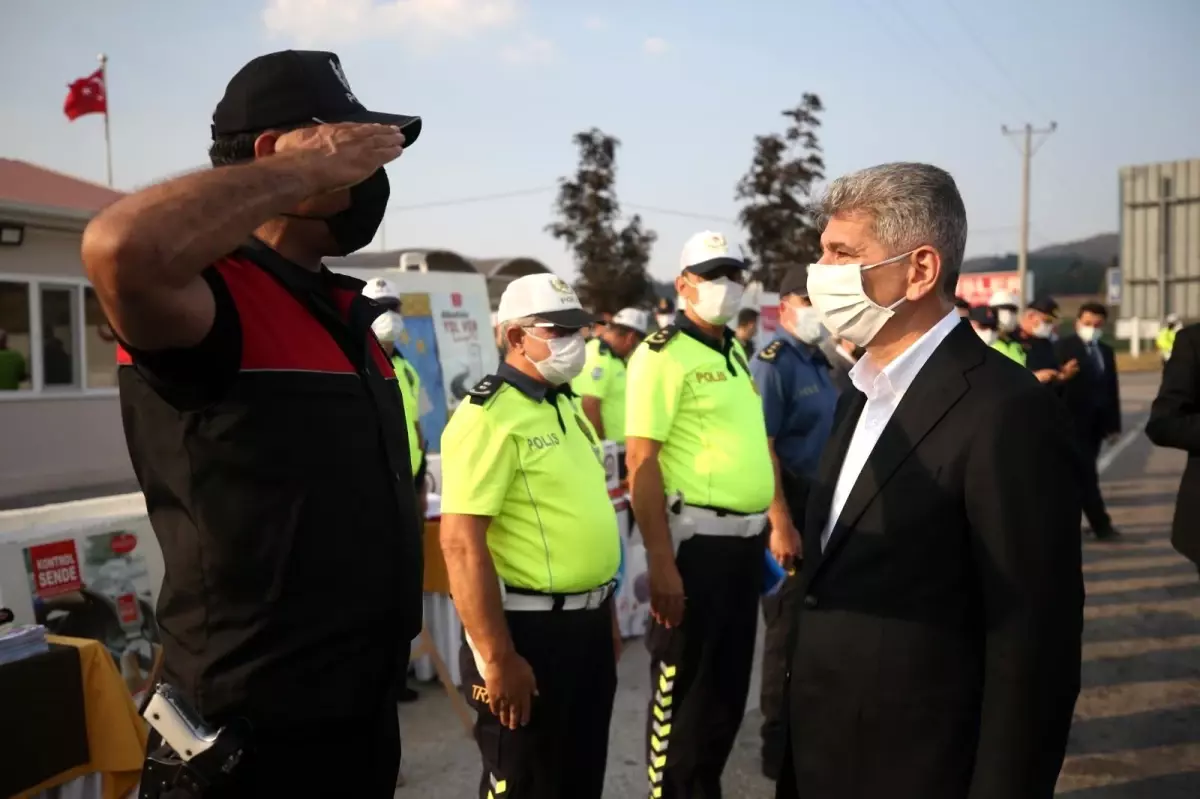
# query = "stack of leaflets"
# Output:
<box><xmin>0</xmin><ymin>609</ymin><xmax>49</xmax><ymax>666</ymax></box>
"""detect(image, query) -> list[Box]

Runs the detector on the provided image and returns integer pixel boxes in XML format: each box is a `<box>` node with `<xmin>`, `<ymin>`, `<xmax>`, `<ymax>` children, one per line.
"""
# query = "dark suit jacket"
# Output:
<box><xmin>1145</xmin><ymin>323</ymin><xmax>1200</xmax><ymax>566</ymax></box>
<box><xmin>1055</xmin><ymin>334</ymin><xmax>1121</xmax><ymax>439</ymax></box>
<box><xmin>787</xmin><ymin>322</ymin><xmax>1084</xmax><ymax>799</ymax></box>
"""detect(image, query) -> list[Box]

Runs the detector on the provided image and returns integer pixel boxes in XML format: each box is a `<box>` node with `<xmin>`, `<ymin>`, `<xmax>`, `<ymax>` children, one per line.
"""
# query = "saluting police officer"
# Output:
<box><xmin>440</xmin><ymin>273</ymin><xmax>622</xmax><ymax>799</ymax></box>
<box><xmin>572</xmin><ymin>306</ymin><xmax>650</xmax><ymax>480</ymax></box>
<box><xmin>625</xmin><ymin>231</ymin><xmax>778</xmax><ymax>798</ymax></box>
<box><xmin>748</xmin><ymin>265</ymin><xmax>838</xmax><ymax>782</ymax></box>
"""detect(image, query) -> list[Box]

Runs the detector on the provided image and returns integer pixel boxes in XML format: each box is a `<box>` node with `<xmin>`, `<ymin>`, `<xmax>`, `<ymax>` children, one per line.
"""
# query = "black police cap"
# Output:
<box><xmin>778</xmin><ymin>264</ymin><xmax>809</xmax><ymax>299</ymax></box>
<box><xmin>211</xmin><ymin>50</ymin><xmax>422</xmax><ymax>145</ymax></box>
<box><xmin>1028</xmin><ymin>296</ymin><xmax>1059</xmax><ymax>318</ymax></box>
<box><xmin>968</xmin><ymin>305</ymin><xmax>997</xmax><ymax>329</ymax></box>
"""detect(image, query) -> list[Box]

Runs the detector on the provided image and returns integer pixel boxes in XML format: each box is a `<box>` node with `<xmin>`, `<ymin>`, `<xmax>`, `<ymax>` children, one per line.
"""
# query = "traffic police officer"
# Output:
<box><xmin>988</xmin><ymin>290</ymin><xmax>1026</xmax><ymax>365</ymax></box>
<box><xmin>1016</xmin><ymin>296</ymin><xmax>1079</xmax><ymax>384</ymax></box>
<box><xmin>440</xmin><ymin>273</ymin><xmax>621</xmax><ymax>799</ymax></box>
<box><xmin>625</xmin><ymin>231</ymin><xmax>778</xmax><ymax>798</ymax></box>
<box><xmin>572</xmin><ymin>306</ymin><xmax>650</xmax><ymax>478</ymax></box>
<box><xmin>364</xmin><ymin>277</ymin><xmax>428</xmax><ymax>514</ymax></box>
<box><xmin>748</xmin><ymin>265</ymin><xmax>838</xmax><ymax>781</ymax></box>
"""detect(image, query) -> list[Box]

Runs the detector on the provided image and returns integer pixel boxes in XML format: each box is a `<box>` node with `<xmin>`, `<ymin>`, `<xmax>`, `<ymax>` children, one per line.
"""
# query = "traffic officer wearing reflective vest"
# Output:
<box><xmin>364</xmin><ymin>277</ymin><xmax>428</xmax><ymax>517</ymax></box>
<box><xmin>748</xmin><ymin>265</ymin><xmax>838</xmax><ymax>782</ymax></box>
<box><xmin>625</xmin><ymin>231</ymin><xmax>777</xmax><ymax>798</ymax></box>
<box><xmin>440</xmin><ymin>273</ymin><xmax>622</xmax><ymax>799</ymax></box>
<box><xmin>987</xmin><ymin>290</ymin><xmax>1026</xmax><ymax>365</ymax></box>
<box><xmin>572</xmin><ymin>306</ymin><xmax>650</xmax><ymax>479</ymax></box>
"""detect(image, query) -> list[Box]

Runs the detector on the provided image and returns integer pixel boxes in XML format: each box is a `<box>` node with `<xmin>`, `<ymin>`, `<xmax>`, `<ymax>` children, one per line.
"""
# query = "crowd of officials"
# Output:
<box><xmin>77</xmin><ymin>48</ymin><xmax>1200</xmax><ymax>799</ymax></box>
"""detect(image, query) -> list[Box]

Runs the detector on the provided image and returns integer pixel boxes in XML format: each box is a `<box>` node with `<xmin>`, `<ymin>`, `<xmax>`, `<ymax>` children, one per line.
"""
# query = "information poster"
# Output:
<box><xmin>429</xmin><ymin>289</ymin><xmax>498</xmax><ymax>416</ymax></box>
<box><xmin>22</xmin><ymin>529</ymin><xmax>160</xmax><ymax>696</ymax></box>
<box><xmin>395</xmin><ymin>292</ymin><xmax>450</xmax><ymax>453</ymax></box>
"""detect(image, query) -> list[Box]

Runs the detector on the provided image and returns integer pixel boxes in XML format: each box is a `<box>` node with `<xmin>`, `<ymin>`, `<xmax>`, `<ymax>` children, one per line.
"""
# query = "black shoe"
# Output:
<box><xmin>398</xmin><ymin>686</ymin><xmax>419</xmax><ymax>703</ymax></box>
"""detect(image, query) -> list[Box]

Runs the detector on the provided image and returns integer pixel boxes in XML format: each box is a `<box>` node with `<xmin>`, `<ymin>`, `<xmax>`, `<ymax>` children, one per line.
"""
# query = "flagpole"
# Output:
<box><xmin>98</xmin><ymin>53</ymin><xmax>112</xmax><ymax>187</ymax></box>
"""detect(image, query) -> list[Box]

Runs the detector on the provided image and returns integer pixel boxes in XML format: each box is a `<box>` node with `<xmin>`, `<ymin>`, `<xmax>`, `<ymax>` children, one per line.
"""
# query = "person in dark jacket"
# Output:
<box><xmin>1145</xmin><ymin>321</ymin><xmax>1200</xmax><ymax>574</ymax></box>
<box><xmin>1055</xmin><ymin>302</ymin><xmax>1122</xmax><ymax>540</ymax></box>
<box><xmin>84</xmin><ymin>51</ymin><xmax>423</xmax><ymax>797</ymax></box>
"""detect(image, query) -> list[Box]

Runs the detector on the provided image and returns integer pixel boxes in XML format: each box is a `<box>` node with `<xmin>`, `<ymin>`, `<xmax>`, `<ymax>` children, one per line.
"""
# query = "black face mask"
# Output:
<box><xmin>284</xmin><ymin>168</ymin><xmax>390</xmax><ymax>256</ymax></box>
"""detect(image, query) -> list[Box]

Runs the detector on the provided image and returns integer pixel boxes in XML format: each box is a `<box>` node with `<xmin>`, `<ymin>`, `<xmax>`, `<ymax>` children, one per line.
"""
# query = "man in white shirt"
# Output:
<box><xmin>776</xmin><ymin>162</ymin><xmax>1084</xmax><ymax>799</ymax></box>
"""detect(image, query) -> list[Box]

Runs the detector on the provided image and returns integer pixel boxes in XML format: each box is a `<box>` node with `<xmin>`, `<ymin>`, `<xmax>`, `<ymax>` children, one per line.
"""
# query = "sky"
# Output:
<box><xmin>2</xmin><ymin>0</ymin><xmax>1198</xmax><ymax>282</ymax></box>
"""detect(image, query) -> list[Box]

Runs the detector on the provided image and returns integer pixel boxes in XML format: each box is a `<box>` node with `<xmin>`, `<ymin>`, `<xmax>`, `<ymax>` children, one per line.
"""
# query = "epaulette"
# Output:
<box><xmin>644</xmin><ymin>325</ymin><xmax>680</xmax><ymax>352</ymax></box>
<box><xmin>756</xmin><ymin>340</ymin><xmax>784</xmax><ymax>363</ymax></box>
<box><xmin>467</xmin><ymin>375</ymin><xmax>503</xmax><ymax>406</ymax></box>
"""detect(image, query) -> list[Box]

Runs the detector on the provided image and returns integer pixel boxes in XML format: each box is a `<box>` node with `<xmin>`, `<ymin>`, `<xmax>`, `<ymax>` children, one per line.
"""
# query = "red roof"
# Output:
<box><xmin>0</xmin><ymin>158</ymin><xmax>123</xmax><ymax>213</ymax></box>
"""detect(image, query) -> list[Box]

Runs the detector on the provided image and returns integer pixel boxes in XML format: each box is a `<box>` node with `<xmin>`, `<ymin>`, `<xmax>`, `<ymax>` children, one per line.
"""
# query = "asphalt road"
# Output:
<box><xmin>396</xmin><ymin>370</ymin><xmax>1200</xmax><ymax>798</ymax></box>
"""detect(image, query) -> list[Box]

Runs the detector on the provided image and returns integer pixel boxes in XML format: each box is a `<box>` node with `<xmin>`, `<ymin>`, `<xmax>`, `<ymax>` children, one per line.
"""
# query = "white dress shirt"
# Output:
<box><xmin>820</xmin><ymin>310</ymin><xmax>964</xmax><ymax>551</ymax></box>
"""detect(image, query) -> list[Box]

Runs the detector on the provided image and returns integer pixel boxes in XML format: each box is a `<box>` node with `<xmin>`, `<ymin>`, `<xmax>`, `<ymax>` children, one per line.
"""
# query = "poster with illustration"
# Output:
<box><xmin>23</xmin><ymin>530</ymin><xmax>159</xmax><ymax>697</ymax></box>
<box><xmin>394</xmin><ymin>292</ymin><xmax>450</xmax><ymax>452</ymax></box>
<box><xmin>429</xmin><ymin>289</ymin><xmax>498</xmax><ymax>416</ymax></box>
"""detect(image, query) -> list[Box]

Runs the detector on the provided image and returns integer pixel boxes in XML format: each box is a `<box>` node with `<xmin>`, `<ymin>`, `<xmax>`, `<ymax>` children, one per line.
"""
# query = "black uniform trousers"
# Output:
<box><xmin>646</xmin><ymin>534</ymin><xmax>761</xmax><ymax>798</ymax></box>
<box><xmin>460</xmin><ymin>598</ymin><xmax>617</xmax><ymax>799</ymax></box>
<box><xmin>1074</xmin><ymin>419</ymin><xmax>1114</xmax><ymax>533</ymax></box>
<box><xmin>143</xmin><ymin>700</ymin><xmax>400</xmax><ymax>798</ymax></box>
<box><xmin>759</xmin><ymin>470</ymin><xmax>811</xmax><ymax>780</ymax></box>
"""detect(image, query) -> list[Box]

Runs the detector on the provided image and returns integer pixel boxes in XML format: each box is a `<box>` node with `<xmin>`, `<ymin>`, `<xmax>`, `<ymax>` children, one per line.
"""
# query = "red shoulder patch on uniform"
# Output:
<box><xmin>216</xmin><ymin>255</ymin><xmax>356</xmax><ymax>374</ymax></box>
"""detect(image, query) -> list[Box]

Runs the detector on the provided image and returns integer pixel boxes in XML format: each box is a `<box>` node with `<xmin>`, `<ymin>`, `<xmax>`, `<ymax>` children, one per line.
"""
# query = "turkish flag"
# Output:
<box><xmin>64</xmin><ymin>68</ymin><xmax>107</xmax><ymax>121</ymax></box>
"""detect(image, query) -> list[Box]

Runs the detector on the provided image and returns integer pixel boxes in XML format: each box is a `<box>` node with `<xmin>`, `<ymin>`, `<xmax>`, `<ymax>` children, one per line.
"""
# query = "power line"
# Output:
<box><xmin>624</xmin><ymin>202</ymin><xmax>737</xmax><ymax>224</ymax></box>
<box><xmin>387</xmin><ymin>185</ymin><xmax>556</xmax><ymax>212</ymax></box>
<box><xmin>941</xmin><ymin>1</ymin><xmax>1048</xmax><ymax>119</ymax></box>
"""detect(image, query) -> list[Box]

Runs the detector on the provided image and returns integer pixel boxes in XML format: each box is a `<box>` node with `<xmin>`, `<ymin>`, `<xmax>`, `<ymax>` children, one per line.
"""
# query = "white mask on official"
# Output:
<box><xmin>1033</xmin><ymin>321</ymin><xmax>1054</xmax><ymax>339</ymax></box>
<box><xmin>805</xmin><ymin>250</ymin><xmax>914</xmax><ymax>347</ymax></box>
<box><xmin>524</xmin><ymin>331</ymin><xmax>587</xmax><ymax>385</ymax></box>
<box><xmin>656</xmin><ymin>313</ymin><xmax>673</xmax><ymax>330</ymax></box>
<box><xmin>685</xmin><ymin>277</ymin><xmax>744</xmax><ymax>326</ymax></box>
<box><xmin>1077</xmin><ymin>324</ymin><xmax>1100</xmax><ymax>344</ymax></box>
<box><xmin>975</xmin><ymin>327</ymin><xmax>998</xmax><ymax>346</ymax></box>
<box><xmin>995</xmin><ymin>309</ymin><xmax>1018</xmax><ymax>333</ymax></box>
<box><xmin>785</xmin><ymin>303</ymin><xmax>826</xmax><ymax>345</ymax></box>
<box><xmin>371</xmin><ymin>311</ymin><xmax>405</xmax><ymax>346</ymax></box>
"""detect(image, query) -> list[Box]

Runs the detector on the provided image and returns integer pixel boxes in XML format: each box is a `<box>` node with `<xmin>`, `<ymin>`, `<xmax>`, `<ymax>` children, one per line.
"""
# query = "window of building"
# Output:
<box><xmin>0</xmin><ymin>281</ymin><xmax>32</xmax><ymax>391</ymax></box>
<box><xmin>39</xmin><ymin>286</ymin><xmax>79</xmax><ymax>388</ymax></box>
<box><xmin>84</xmin><ymin>287</ymin><xmax>117</xmax><ymax>388</ymax></box>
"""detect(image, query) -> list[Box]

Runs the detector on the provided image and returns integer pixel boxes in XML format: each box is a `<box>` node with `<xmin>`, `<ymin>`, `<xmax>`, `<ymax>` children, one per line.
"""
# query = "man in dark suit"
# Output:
<box><xmin>1055</xmin><ymin>302</ymin><xmax>1122</xmax><ymax>539</ymax></box>
<box><xmin>1145</xmin><ymin>321</ymin><xmax>1200</xmax><ymax>574</ymax></box>
<box><xmin>779</xmin><ymin>162</ymin><xmax>1084</xmax><ymax>799</ymax></box>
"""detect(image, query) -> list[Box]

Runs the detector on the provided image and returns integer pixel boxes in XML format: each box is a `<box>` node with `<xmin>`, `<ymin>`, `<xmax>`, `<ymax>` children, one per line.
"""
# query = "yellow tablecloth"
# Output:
<box><xmin>17</xmin><ymin>636</ymin><xmax>148</xmax><ymax>799</ymax></box>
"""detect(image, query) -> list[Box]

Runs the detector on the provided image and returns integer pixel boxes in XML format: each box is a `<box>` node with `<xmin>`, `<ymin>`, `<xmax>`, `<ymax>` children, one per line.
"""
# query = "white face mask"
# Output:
<box><xmin>685</xmin><ymin>276</ymin><xmax>744</xmax><ymax>326</ymax></box>
<box><xmin>524</xmin><ymin>331</ymin><xmax>587</xmax><ymax>385</ymax></box>
<box><xmin>1077</xmin><ymin>324</ymin><xmax>1100</xmax><ymax>343</ymax></box>
<box><xmin>785</xmin><ymin>303</ymin><xmax>826</xmax><ymax>345</ymax></box>
<box><xmin>1033</xmin><ymin>321</ymin><xmax>1053</xmax><ymax>339</ymax></box>
<box><xmin>975</xmin><ymin>327</ymin><xmax>997</xmax><ymax>346</ymax></box>
<box><xmin>805</xmin><ymin>251</ymin><xmax>913</xmax><ymax>347</ymax></box>
<box><xmin>371</xmin><ymin>311</ymin><xmax>404</xmax><ymax>346</ymax></box>
<box><xmin>995</xmin><ymin>309</ymin><xmax>1017</xmax><ymax>333</ymax></box>
<box><xmin>656</xmin><ymin>313</ymin><xmax>673</xmax><ymax>330</ymax></box>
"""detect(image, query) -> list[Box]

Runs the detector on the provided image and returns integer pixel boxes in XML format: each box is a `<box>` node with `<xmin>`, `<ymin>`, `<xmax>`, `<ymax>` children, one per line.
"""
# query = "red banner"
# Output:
<box><xmin>956</xmin><ymin>271</ymin><xmax>1022</xmax><ymax>307</ymax></box>
<box><xmin>29</xmin><ymin>539</ymin><xmax>83</xmax><ymax>597</ymax></box>
<box><xmin>117</xmin><ymin>593</ymin><xmax>141</xmax><ymax>624</ymax></box>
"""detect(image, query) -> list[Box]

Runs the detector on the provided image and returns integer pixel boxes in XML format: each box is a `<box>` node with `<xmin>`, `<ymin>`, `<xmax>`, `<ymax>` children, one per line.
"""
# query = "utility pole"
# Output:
<box><xmin>1001</xmin><ymin>122</ymin><xmax>1056</xmax><ymax>311</ymax></box>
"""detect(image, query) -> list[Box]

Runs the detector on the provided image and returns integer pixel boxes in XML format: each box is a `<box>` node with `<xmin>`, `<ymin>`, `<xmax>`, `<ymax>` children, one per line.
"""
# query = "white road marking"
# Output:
<box><xmin>1097</xmin><ymin>417</ymin><xmax>1148</xmax><ymax>475</ymax></box>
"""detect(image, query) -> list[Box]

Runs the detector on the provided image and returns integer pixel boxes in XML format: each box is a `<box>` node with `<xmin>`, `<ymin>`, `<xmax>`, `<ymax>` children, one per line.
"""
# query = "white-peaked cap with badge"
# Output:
<box><xmin>496</xmin><ymin>273</ymin><xmax>594</xmax><ymax>328</ymax></box>
<box><xmin>610</xmin><ymin>307</ymin><xmax>651</xmax><ymax>335</ymax></box>
<box><xmin>988</xmin><ymin>290</ymin><xmax>1019</xmax><ymax>309</ymax></box>
<box><xmin>362</xmin><ymin>276</ymin><xmax>400</xmax><ymax>301</ymax></box>
<box><xmin>679</xmin><ymin>230</ymin><xmax>748</xmax><ymax>277</ymax></box>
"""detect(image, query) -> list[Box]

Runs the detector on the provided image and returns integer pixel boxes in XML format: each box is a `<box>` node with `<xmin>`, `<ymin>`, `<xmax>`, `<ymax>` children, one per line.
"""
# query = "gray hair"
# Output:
<box><xmin>818</xmin><ymin>162</ymin><xmax>967</xmax><ymax>296</ymax></box>
<box><xmin>500</xmin><ymin>316</ymin><xmax>538</xmax><ymax>351</ymax></box>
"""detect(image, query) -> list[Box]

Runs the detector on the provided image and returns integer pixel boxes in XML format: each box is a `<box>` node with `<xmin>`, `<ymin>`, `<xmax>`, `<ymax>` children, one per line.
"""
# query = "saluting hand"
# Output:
<box><xmin>648</xmin><ymin>551</ymin><xmax>686</xmax><ymax>629</ymax></box>
<box><xmin>483</xmin><ymin>650</ymin><xmax>538</xmax><ymax>730</ymax></box>
<box><xmin>274</xmin><ymin>122</ymin><xmax>406</xmax><ymax>193</ymax></box>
